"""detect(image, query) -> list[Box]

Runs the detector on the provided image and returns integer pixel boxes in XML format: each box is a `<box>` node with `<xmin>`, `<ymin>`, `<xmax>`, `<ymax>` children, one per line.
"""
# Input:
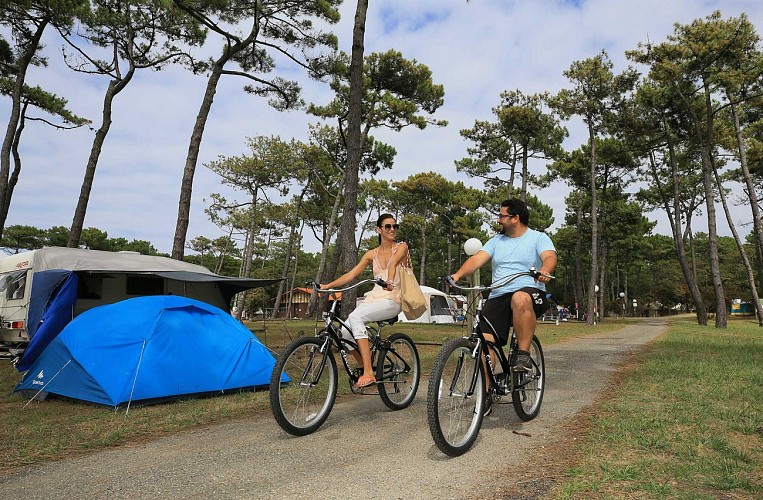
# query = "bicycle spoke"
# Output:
<box><xmin>270</xmin><ymin>338</ymin><xmax>337</xmax><ymax>436</ymax></box>
<box><xmin>428</xmin><ymin>339</ymin><xmax>484</xmax><ymax>456</ymax></box>
<box><xmin>377</xmin><ymin>333</ymin><xmax>420</xmax><ymax>410</ymax></box>
<box><xmin>512</xmin><ymin>335</ymin><xmax>545</xmax><ymax>421</ymax></box>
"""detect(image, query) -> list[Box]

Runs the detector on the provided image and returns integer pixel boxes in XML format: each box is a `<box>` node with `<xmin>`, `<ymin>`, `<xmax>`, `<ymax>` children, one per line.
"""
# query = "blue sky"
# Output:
<box><xmin>2</xmin><ymin>0</ymin><xmax>762</xmax><ymax>254</ymax></box>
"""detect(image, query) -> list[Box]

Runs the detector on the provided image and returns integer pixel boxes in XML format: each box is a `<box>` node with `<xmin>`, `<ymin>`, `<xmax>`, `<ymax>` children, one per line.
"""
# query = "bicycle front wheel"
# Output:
<box><xmin>512</xmin><ymin>334</ymin><xmax>545</xmax><ymax>421</ymax></box>
<box><xmin>377</xmin><ymin>333</ymin><xmax>420</xmax><ymax>410</ymax></box>
<box><xmin>269</xmin><ymin>337</ymin><xmax>338</xmax><ymax>436</ymax></box>
<box><xmin>427</xmin><ymin>337</ymin><xmax>485</xmax><ymax>457</ymax></box>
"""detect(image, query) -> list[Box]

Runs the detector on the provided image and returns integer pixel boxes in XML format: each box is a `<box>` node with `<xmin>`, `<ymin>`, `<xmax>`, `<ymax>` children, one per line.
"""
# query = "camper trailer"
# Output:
<box><xmin>0</xmin><ymin>247</ymin><xmax>278</xmax><ymax>362</ymax></box>
<box><xmin>397</xmin><ymin>285</ymin><xmax>455</xmax><ymax>324</ymax></box>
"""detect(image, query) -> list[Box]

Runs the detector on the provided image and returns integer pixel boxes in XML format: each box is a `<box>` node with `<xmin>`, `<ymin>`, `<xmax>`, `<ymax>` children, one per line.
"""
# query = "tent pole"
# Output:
<box><xmin>125</xmin><ymin>339</ymin><xmax>147</xmax><ymax>417</ymax></box>
<box><xmin>23</xmin><ymin>359</ymin><xmax>72</xmax><ymax>408</ymax></box>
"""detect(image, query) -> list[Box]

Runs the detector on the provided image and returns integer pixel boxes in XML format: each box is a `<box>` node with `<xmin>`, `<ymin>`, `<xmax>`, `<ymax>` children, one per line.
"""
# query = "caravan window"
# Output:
<box><xmin>0</xmin><ymin>270</ymin><xmax>27</xmax><ymax>300</ymax></box>
<box><xmin>77</xmin><ymin>275</ymin><xmax>103</xmax><ymax>300</ymax></box>
<box><xmin>126</xmin><ymin>275</ymin><xmax>164</xmax><ymax>296</ymax></box>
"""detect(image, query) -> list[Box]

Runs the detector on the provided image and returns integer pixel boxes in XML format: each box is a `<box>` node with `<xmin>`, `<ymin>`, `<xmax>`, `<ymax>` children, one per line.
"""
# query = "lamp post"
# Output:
<box><xmin>463</xmin><ymin>238</ymin><xmax>482</xmax><ymax>332</ymax></box>
<box><xmin>594</xmin><ymin>285</ymin><xmax>599</xmax><ymax>325</ymax></box>
<box><xmin>619</xmin><ymin>292</ymin><xmax>625</xmax><ymax>319</ymax></box>
<box><xmin>632</xmin><ymin>298</ymin><xmax>638</xmax><ymax>317</ymax></box>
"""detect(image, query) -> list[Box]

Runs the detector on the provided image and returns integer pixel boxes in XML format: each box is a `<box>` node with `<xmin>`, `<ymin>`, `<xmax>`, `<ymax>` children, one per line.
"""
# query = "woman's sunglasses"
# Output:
<box><xmin>380</xmin><ymin>224</ymin><xmax>400</xmax><ymax>230</ymax></box>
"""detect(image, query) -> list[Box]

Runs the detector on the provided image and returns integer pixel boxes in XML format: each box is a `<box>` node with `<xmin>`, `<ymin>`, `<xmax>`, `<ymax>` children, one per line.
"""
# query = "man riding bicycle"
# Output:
<box><xmin>449</xmin><ymin>199</ymin><xmax>557</xmax><ymax>414</ymax></box>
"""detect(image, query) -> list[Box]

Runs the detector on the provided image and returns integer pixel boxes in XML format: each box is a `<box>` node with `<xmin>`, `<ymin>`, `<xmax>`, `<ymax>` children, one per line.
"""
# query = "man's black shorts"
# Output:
<box><xmin>478</xmin><ymin>287</ymin><xmax>550</xmax><ymax>346</ymax></box>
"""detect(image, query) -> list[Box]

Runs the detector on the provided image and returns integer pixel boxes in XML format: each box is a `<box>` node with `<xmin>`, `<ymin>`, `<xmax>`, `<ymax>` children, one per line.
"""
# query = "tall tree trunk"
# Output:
<box><xmin>598</xmin><ymin>243</ymin><xmax>607</xmax><ymax>321</ymax></box>
<box><xmin>446</xmin><ymin>222</ymin><xmax>453</xmax><ymax>277</ymax></box>
<box><xmin>418</xmin><ymin>226</ymin><xmax>427</xmax><ymax>285</ymax></box>
<box><xmin>688</xmin><ymin>227</ymin><xmax>699</xmax><ymax>300</ymax></box>
<box><xmin>730</xmin><ymin>99</ymin><xmax>763</xmax><ymax>297</ymax></box>
<box><xmin>712</xmin><ymin>161</ymin><xmax>763</xmax><ymax>325</ymax></box>
<box><xmin>1</xmin><ymin>102</ymin><xmax>27</xmax><ymax>225</ymax></box>
<box><xmin>272</xmin><ymin>187</ymin><xmax>308</xmax><ymax>319</ymax></box>
<box><xmin>0</xmin><ymin>18</ymin><xmax>49</xmax><ymax>240</ymax></box>
<box><xmin>337</xmin><ymin>0</ymin><xmax>368</xmax><ymax>318</ymax></box>
<box><xmin>700</xmin><ymin>148</ymin><xmax>726</xmax><ymax>326</ymax></box>
<box><xmin>507</xmin><ymin>149</ymin><xmax>517</xmax><ymax>199</ymax></box>
<box><xmin>648</xmin><ymin>138</ymin><xmax>707</xmax><ymax>324</ymax></box>
<box><xmin>586</xmin><ymin>123</ymin><xmax>599</xmax><ymax>326</ymax></box>
<box><xmin>69</xmin><ymin>68</ymin><xmax>134</xmax><ymax>247</ymax></box>
<box><xmin>699</xmin><ymin>86</ymin><xmax>726</xmax><ymax>327</ymax></box>
<box><xmin>756</xmin><ymin>239</ymin><xmax>763</xmax><ymax>305</ymax></box>
<box><xmin>172</xmin><ymin>62</ymin><xmax>224</xmax><ymax>259</ymax></box>
<box><xmin>234</xmin><ymin>194</ymin><xmax>258</xmax><ymax>320</ymax></box>
<box><xmin>574</xmin><ymin>202</ymin><xmax>585</xmax><ymax>318</ymax></box>
<box><xmin>309</xmin><ymin>189</ymin><xmax>342</xmax><ymax>316</ymax></box>
<box><xmin>215</xmin><ymin>227</ymin><xmax>235</xmax><ymax>274</ymax></box>
<box><xmin>286</xmin><ymin>221</ymin><xmax>304</xmax><ymax>318</ymax></box>
<box><xmin>520</xmin><ymin>145</ymin><xmax>528</xmax><ymax>201</ymax></box>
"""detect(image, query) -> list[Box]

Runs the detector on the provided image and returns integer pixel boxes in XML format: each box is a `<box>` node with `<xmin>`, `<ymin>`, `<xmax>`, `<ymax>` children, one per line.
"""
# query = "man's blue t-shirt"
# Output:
<box><xmin>480</xmin><ymin>228</ymin><xmax>556</xmax><ymax>297</ymax></box>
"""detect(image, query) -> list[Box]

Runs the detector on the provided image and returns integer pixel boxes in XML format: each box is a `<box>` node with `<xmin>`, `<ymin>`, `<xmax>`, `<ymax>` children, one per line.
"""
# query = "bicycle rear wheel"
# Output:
<box><xmin>269</xmin><ymin>336</ymin><xmax>337</xmax><ymax>436</ymax></box>
<box><xmin>377</xmin><ymin>333</ymin><xmax>420</xmax><ymax>410</ymax></box>
<box><xmin>511</xmin><ymin>334</ymin><xmax>545</xmax><ymax>421</ymax></box>
<box><xmin>427</xmin><ymin>337</ymin><xmax>484</xmax><ymax>457</ymax></box>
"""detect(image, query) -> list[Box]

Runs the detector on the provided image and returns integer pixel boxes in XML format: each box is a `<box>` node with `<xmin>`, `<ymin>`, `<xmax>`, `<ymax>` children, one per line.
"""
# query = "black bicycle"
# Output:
<box><xmin>270</xmin><ymin>278</ymin><xmax>421</xmax><ymax>436</ymax></box>
<box><xmin>427</xmin><ymin>270</ymin><xmax>549</xmax><ymax>456</ymax></box>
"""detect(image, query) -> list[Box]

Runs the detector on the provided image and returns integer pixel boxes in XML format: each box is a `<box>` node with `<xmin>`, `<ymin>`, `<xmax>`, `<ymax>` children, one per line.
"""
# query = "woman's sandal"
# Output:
<box><xmin>354</xmin><ymin>373</ymin><xmax>377</xmax><ymax>388</ymax></box>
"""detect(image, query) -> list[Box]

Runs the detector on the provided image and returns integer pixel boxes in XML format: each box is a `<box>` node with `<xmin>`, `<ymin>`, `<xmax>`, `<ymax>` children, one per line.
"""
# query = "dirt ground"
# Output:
<box><xmin>0</xmin><ymin>319</ymin><xmax>667</xmax><ymax>499</ymax></box>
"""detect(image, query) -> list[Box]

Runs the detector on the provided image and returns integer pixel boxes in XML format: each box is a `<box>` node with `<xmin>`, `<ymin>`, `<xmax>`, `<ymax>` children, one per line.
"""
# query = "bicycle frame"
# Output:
<box><xmin>447</xmin><ymin>270</ymin><xmax>543</xmax><ymax>396</ymax></box>
<box><xmin>313</xmin><ymin>278</ymin><xmax>410</xmax><ymax>389</ymax></box>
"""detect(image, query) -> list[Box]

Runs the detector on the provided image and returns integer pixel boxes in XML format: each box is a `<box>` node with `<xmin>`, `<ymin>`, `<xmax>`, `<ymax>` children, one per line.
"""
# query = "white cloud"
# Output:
<box><xmin>2</xmin><ymin>0</ymin><xmax>761</xmax><ymax>254</ymax></box>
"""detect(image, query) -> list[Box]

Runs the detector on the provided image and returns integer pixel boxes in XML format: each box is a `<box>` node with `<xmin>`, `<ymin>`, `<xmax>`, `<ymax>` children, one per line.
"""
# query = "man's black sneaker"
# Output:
<box><xmin>483</xmin><ymin>393</ymin><xmax>493</xmax><ymax>417</ymax></box>
<box><xmin>512</xmin><ymin>351</ymin><xmax>533</xmax><ymax>372</ymax></box>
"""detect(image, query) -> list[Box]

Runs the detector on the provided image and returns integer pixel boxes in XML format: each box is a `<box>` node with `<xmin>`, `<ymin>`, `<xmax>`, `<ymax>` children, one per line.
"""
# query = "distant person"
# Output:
<box><xmin>320</xmin><ymin>213</ymin><xmax>409</xmax><ymax>388</ymax></box>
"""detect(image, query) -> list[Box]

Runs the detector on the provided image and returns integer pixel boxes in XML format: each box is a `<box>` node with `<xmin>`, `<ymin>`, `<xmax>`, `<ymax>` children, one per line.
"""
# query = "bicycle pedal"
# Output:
<box><xmin>355</xmin><ymin>386</ymin><xmax>379</xmax><ymax>395</ymax></box>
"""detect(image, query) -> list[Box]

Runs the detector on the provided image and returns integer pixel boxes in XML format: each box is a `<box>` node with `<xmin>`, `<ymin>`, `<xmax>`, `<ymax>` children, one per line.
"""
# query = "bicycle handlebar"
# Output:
<box><xmin>442</xmin><ymin>268</ymin><xmax>555</xmax><ymax>293</ymax></box>
<box><xmin>308</xmin><ymin>277</ymin><xmax>389</xmax><ymax>294</ymax></box>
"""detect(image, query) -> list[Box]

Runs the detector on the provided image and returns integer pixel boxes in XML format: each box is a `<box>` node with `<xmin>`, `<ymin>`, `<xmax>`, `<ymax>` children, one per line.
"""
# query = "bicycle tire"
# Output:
<box><xmin>269</xmin><ymin>336</ymin><xmax>337</xmax><ymax>436</ymax></box>
<box><xmin>511</xmin><ymin>334</ymin><xmax>545</xmax><ymax>421</ymax></box>
<box><xmin>427</xmin><ymin>337</ymin><xmax>485</xmax><ymax>457</ymax></box>
<box><xmin>377</xmin><ymin>333</ymin><xmax>420</xmax><ymax>410</ymax></box>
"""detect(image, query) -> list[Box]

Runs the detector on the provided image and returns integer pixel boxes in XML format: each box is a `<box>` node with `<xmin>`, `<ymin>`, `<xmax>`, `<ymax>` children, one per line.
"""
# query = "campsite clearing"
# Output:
<box><xmin>0</xmin><ymin>318</ymin><xmax>670</xmax><ymax>498</ymax></box>
<box><xmin>0</xmin><ymin>318</ymin><xmax>620</xmax><ymax>470</ymax></box>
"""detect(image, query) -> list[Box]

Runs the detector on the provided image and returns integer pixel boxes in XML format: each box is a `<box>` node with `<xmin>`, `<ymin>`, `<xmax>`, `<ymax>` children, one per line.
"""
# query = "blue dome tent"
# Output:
<box><xmin>15</xmin><ymin>296</ymin><xmax>279</xmax><ymax>408</ymax></box>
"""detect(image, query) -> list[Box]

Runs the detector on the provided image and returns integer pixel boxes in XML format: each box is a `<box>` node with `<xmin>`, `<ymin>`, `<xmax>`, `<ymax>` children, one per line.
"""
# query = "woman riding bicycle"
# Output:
<box><xmin>320</xmin><ymin>213</ymin><xmax>409</xmax><ymax>389</ymax></box>
<box><xmin>449</xmin><ymin>199</ymin><xmax>556</xmax><ymax>409</ymax></box>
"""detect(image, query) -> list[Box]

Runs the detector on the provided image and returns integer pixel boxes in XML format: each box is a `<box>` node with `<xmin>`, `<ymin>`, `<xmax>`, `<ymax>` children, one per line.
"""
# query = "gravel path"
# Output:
<box><xmin>0</xmin><ymin>318</ymin><xmax>667</xmax><ymax>499</ymax></box>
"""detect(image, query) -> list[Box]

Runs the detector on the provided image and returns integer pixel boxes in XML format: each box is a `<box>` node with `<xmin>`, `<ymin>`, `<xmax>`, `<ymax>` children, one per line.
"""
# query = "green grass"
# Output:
<box><xmin>553</xmin><ymin>316</ymin><xmax>763</xmax><ymax>498</ymax></box>
<box><xmin>0</xmin><ymin>317</ymin><xmax>630</xmax><ymax>471</ymax></box>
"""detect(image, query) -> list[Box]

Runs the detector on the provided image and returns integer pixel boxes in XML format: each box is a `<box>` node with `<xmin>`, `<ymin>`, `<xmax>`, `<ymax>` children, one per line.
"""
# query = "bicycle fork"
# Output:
<box><xmin>300</xmin><ymin>337</ymin><xmax>332</xmax><ymax>387</ymax></box>
<box><xmin>441</xmin><ymin>341</ymin><xmax>482</xmax><ymax>401</ymax></box>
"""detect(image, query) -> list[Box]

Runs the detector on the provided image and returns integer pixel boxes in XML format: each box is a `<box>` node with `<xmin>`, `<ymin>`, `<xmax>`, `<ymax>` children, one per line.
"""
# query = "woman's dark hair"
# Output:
<box><xmin>376</xmin><ymin>213</ymin><xmax>395</xmax><ymax>244</ymax></box>
<box><xmin>376</xmin><ymin>213</ymin><xmax>395</xmax><ymax>227</ymax></box>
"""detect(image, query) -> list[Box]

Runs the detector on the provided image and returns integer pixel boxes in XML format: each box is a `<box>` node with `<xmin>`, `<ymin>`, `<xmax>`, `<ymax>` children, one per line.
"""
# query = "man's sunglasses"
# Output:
<box><xmin>381</xmin><ymin>223</ymin><xmax>400</xmax><ymax>230</ymax></box>
<box><xmin>498</xmin><ymin>213</ymin><xmax>517</xmax><ymax>219</ymax></box>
